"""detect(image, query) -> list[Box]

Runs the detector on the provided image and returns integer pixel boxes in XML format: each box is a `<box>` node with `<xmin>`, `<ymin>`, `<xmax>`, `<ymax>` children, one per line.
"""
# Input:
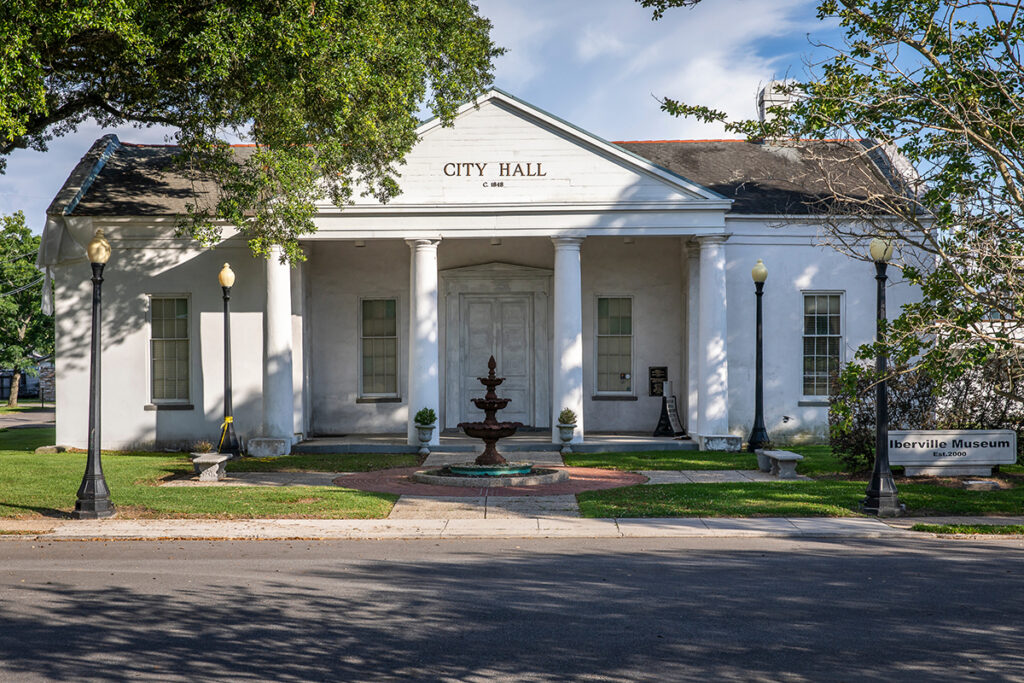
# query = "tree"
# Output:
<box><xmin>0</xmin><ymin>212</ymin><xmax>52</xmax><ymax>407</ymax></box>
<box><xmin>645</xmin><ymin>0</ymin><xmax>1024</xmax><ymax>404</ymax></box>
<box><xmin>1</xmin><ymin>0</ymin><xmax>502</xmax><ymax>262</ymax></box>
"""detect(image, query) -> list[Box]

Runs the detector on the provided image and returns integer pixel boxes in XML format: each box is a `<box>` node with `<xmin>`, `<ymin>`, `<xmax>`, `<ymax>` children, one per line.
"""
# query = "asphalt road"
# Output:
<box><xmin>1</xmin><ymin>536</ymin><xmax>1022</xmax><ymax>682</ymax></box>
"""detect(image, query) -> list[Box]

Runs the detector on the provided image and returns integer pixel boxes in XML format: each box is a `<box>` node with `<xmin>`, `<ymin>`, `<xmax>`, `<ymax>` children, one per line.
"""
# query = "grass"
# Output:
<box><xmin>0</xmin><ymin>427</ymin><xmax>396</xmax><ymax>520</ymax></box>
<box><xmin>0</xmin><ymin>404</ymin><xmax>52</xmax><ymax>414</ymax></box>
<box><xmin>564</xmin><ymin>450</ymin><xmax>757</xmax><ymax>471</ymax></box>
<box><xmin>577</xmin><ymin>480</ymin><xmax>1024</xmax><ymax>518</ymax></box>
<box><xmin>911</xmin><ymin>524</ymin><xmax>1024</xmax><ymax>535</ymax></box>
<box><xmin>227</xmin><ymin>452</ymin><xmax>418</xmax><ymax>472</ymax></box>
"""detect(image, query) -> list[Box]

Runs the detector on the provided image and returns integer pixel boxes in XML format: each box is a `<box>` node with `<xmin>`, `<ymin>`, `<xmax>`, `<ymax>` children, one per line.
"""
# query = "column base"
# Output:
<box><xmin>860</xmin><ymin>495</ymin><xmax>906</xmax><ymax>518</ymax></box>
<box><xmin>697</xmin><ymin>434</ymin><xmax>742</xmax><ymax>452</ymax></box>
<box><xmin>247</xmin><ymin>438</ymin><xmax>291</xmax><ymax>457</ymax></box>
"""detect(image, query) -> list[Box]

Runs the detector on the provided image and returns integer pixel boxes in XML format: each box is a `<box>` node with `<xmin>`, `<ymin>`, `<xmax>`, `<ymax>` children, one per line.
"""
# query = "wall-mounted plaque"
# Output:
<box><xmin>649</xmin><ymin>366</ymin><xmax>668</xmax><ymax>397</ymax></box>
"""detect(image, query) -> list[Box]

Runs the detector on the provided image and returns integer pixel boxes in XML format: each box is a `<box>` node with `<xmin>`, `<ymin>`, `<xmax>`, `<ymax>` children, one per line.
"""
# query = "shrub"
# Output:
<box><xmin>828</xmin><ymin>364</ymin><xmax>937</xmax><ymax>472</ymax></box>
<box><xmin>193</xmin><ymin>440</ymin><xmax>214</xmax><ymax>453</ymax></box>
<box><xmin>414</xmin><ymin>407</ymin><xmax>436</xmax><ymax>426</ymax></box>
<box><xmin>829</xmin><ymin>359</ymin><xmax>1024</xmax><ymax>471</ymax></box>
<box><xmin>558</xmin><ymin>407</ymin><xmax>577</xmax><ymax>425</ymax></box>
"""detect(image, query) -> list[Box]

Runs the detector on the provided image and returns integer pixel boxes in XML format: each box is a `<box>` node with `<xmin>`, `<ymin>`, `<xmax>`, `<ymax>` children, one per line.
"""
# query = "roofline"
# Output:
<box><xmin>416</xmin><ymin>88</ymin><xmax>730</xmax><ymax>203</ymax></box>
<box><xmin>47</xmin><ymin>135</ymin><xmax>122</xmax><ymax>216</ymax></box>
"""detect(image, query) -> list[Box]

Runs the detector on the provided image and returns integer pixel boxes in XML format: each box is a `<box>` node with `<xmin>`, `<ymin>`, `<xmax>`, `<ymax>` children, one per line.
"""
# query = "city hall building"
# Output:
<box><xmin>40</xmin><ymin>89</ymin><xmax>915</xmax><ymax>453</ymax></box>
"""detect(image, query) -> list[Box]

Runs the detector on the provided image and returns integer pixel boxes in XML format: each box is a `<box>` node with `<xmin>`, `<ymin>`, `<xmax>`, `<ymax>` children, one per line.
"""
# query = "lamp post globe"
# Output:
<box><xmin>73</xmin><ymin>229</ymin><xmax>115</xmax><ymax>519</ymax></box>
<box><xmin>862</xmin><ymin>238</ymin><xmax>904</xmax><ymax>516</ymax></box>
<box><xmin>218</xmin><ymin>264</ymin><xmax>240</xmax><ymax>457</ymax></box>
<box><xmin>747</xmin><ymin>259</ymin><xmax>770</xmax><ymax>452</ymax></box>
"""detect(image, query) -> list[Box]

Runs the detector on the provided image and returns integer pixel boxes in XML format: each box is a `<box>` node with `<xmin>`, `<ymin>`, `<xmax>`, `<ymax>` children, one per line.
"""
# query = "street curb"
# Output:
<box><xmin>0</xmin><ymin>516</ymin><xmax>927</xmax><ymax>542</ymax></box>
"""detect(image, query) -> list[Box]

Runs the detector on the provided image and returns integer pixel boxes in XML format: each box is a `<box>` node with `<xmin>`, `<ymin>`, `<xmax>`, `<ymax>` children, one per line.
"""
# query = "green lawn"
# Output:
<box><xmin>227</xmin><ymin>452</ymin><xmax>418</xmax><ymax>472</ymax></box>
<box><xmin>577</xmin><ymin>480</ymin><xmax>1024</xmax><ymax>518</ymax></box>
<box><xmin>0</xmin><ymin>404</ymin><xmax>52</xmax><ymax>414</ymax></box>
<box><xmin>564</xmin><ymin>450</ymin><xmax>757</xmax><ymax>471</ymax></box>
<box><xmin>0</xmin><ymin>427</ymin><xmax>396</xmax><ymax>519</ymax></box>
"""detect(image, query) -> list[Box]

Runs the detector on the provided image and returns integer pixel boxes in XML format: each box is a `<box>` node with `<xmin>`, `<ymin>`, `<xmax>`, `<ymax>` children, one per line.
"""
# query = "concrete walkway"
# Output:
<box><xmin>0</xmin><ymin>407</ymin><xmax>55</xmax><ymax>431</ymax></box>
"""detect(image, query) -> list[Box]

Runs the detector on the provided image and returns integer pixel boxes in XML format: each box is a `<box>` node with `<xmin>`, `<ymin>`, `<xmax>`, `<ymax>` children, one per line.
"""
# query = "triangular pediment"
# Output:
<box><xmin>343</xmin><ymin>90</ymin><xmax>726</xmax><ymax>209</ymax></box>
<box><xmin>441</xmin><ymin>261</ymin><xmax>552</xmax><ymax>279</ymax></box>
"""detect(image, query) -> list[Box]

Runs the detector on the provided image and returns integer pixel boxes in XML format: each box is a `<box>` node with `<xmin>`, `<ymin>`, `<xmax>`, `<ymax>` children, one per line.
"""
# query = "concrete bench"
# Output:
<box><xmin>191</xmin><ymin>453</ymin><xmax>230</xmax><ymax>482</ymax></box>
<box><xmin>755</xmin><ymin>449</ymin><xmax>804</xmax><ymax>480</ymax></box>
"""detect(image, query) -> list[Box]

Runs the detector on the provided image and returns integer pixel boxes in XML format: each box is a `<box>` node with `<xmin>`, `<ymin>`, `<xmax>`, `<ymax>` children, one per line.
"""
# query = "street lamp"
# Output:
<box><xmin>218</xmin><ymin>263</ymin><xmax>240</xmax><ymax>457</ymax></box>
<box><xmin>862</xmin><ymin>237</ymin><xmax>904</xmax><ymax>517</ymax></box>
<box><xmin>73</xmin><ymin>229</ymin><xmax>115</xmax><ymax>519</ymax></box>
<box><xmin>747</xmin><ymin>259</ymin><xmax>770</xmax><ymax>452</ymax></box>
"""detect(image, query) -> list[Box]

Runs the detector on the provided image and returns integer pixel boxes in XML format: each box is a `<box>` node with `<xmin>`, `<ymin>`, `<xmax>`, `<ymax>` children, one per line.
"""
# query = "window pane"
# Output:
<box><xmin>803</xmin><ymin>293</ymin><xmax>842</xmax><ymax>397</ymax></box>
<box><xmin>151</xmin><ymin>298</ymin><xmax>189</xmax><ymax>401</ymax></box>
<box><xmin>361</xmin><ymin>299</ymin><xmax>398</xmax><ymax>395</ymax></box>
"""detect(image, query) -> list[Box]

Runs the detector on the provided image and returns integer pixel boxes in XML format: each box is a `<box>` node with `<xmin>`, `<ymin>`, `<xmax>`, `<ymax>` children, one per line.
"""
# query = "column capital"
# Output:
<box><xmin>405</xmin><ymin>238</ymin><xmax>441</xmax><ymax>250</ymax></box>
<box><xmin>551</xmin><ymin>236</ymin><xmax>584</xmax><ymax>250</ymax></box>
<box><xmin>697</xmin><ymin>234</ymin><xmax>730</xmax><ymax>249</ymax></box>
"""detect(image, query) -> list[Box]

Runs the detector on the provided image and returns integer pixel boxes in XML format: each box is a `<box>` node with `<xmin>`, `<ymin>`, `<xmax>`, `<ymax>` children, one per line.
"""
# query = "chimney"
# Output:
<box><xmin>757</xmin><ymin>79</ymin><xmax>797</xmax><ymax>123</ymax></box>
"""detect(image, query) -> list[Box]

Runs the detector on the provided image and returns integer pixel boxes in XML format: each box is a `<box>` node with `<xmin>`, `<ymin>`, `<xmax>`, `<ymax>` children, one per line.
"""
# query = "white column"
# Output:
<box><xmin>263</xmin><ymin>246</ymin><xmax>294</xmax><ymax>447</ymax></box>
<box><xmin>686</xmin><ymin>243</ymin><xmax>700</xmax><ymax>433</ymax></box>
<box><xmin>407</xmin><ymin>239</ymin><xmax>441</xmax><ymax>445</ymax></box>
<box><xmin>697</xmin><ymin>235</ymin><xmax>730</xmax><ymax>443</ymax></box>
<box><xmin>551</xmin><ymin>237</ymin><xmax>584</xmax><ymax>444</ymax></box>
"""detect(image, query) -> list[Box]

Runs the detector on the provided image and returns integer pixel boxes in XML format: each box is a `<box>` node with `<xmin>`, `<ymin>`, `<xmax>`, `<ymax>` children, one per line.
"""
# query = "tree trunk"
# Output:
<box><xmin>7</xmin><ymin>369</ymin><xmax>21</xmax><ymax>408</ymax></box>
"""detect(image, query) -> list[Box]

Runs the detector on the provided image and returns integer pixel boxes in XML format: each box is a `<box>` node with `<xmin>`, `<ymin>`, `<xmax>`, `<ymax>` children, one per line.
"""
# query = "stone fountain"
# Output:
<box><xmin>410</xmin><ymin>355</ymin><xmax>568</xmax><ymax>486</ymax></box>
<box><xmin>456</xmin><ymin>355</ymin><xmax>524</xmax><ymax>470</ymax></box>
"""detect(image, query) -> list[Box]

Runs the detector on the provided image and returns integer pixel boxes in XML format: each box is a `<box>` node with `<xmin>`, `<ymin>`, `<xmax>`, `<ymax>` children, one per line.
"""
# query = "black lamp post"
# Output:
<box><xmin>218</xmin><ymin>263</ymin><xmax>240</xmax><ymax>457</ymax></box>
<box><xmin>73</xmin><ymin>229</ymin><xmax>115</xmax><ymax>519</ymax></box>
<box><xmin>862</xmin><ymin>238</ymin><xmax>904</xmax><ymax>517</ymax></box>
<box><xmin>747</xmin><ymin>259</ymin><xmax>770</xmax><ymax>451</ymax></box>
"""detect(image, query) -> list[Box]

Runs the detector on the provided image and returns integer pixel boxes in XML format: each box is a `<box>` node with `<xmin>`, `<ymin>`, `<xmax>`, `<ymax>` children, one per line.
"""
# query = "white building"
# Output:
<box><xmin>40</xmin><ymin>90</ymin><xmax>915</xmax><ymax>453</ymax></box>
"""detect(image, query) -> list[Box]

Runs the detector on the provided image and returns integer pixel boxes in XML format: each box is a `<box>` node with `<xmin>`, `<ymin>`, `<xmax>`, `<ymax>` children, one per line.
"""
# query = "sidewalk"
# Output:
<box><xmin>0</xmin><ymin>515</ymin><xmax>970</xmax><ymax>541</ymax></box>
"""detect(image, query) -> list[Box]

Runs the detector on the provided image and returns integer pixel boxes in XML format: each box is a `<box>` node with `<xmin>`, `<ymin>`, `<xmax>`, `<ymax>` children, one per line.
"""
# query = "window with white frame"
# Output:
<box><xmin>361</xmin><ymin>298</ymin><xmax>398</xmax><ymax>396</ymax></box>
<box><xmin>150</xmin><ymin>296</ymin><xmax>190</xmax><ymax>402</ymax></box>
<box><xmin>597</xmin><ymin>296</ymin><xmax>632</xmax><ymax>393</ymax></box>
<box><xmin>802</xmin><ymin>293</ymin><xmax>842</xmax><ymax>396</ymax></box>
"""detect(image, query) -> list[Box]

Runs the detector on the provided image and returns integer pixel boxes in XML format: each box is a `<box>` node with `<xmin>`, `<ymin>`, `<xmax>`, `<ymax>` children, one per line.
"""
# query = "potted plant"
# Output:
<box><xmin>557</xmin><ymin>407</ymin><xmax>577</xmax><ymax>454</ymax></box>
<box><xmin>414</xmin><ymin>407</ymin><xmax>437</xmax><ymax>456</ymax></box>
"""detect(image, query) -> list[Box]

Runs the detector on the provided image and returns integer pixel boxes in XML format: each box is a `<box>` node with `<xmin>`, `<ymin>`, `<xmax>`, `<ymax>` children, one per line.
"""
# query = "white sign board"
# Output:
<box><xmin>887</xmin><ymin>429</ymin><xmax>1017</xmax><ymax>476</ymax></box>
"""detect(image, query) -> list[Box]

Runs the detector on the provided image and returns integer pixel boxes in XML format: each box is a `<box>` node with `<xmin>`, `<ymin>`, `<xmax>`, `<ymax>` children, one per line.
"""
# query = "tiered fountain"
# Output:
<box><xmin>411</xmin><ymin>356</ymin><xmax>568</xmax><ymax>487</ymax></box>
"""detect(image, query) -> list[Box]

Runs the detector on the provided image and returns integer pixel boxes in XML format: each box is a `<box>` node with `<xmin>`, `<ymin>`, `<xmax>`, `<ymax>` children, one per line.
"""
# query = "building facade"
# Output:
<box><xmin>40</xmin><ymin>90</ymin><xmax>915</xmax><ymax>452</ymax></box>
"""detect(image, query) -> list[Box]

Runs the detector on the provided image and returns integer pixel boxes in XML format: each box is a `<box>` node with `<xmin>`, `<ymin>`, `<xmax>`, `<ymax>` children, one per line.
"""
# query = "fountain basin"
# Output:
<box><xmin>448</xmin><ymin>462</ymin><xmax>534</xmax><ymax>476</ymax></box>
<box><xmin>411</xmin><ymin>466</ymin><xmax>569</xmax><ymax>487</ymax></box>
<box><xmin>458</xmin><ymin>421</ymin><xmax>524</xmax><ymax>441</ymax></box>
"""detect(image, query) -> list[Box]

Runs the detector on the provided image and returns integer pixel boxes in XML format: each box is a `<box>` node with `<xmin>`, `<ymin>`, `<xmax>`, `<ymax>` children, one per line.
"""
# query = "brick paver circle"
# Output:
<box><xmin>333</xmin><ymin>467</ymin><xmax>647</xmax><ymax>497</ymax></box>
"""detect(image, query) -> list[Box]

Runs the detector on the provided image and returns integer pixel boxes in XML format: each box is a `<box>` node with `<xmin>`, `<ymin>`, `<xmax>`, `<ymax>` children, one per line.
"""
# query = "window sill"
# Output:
<box><xmin>591</xmin><ymin>395</ymin><xmax>638</xmax><ymax>401</ymax></box>
<box><xmin>144</xmin><ymin>403</ymin><xmax>194</xmax><ymax>411</ymax></box>
<box><xmin>797</xmin><ymin>399</ymin><xmax>830</xmax><ymax>407</ymax></box>
<box><xmin>356</xmin><ymin>397</ymin><xmax>402</xmax><ymax>404</ymax></box>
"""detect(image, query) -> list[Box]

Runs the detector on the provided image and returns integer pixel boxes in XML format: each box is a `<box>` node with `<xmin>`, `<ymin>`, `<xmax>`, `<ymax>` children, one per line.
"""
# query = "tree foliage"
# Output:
<box><xmin>0</xmin><ymin>211</ymin><xmax>52</xmax><ymax>406</ymax></box>
<box><xmin>1</xmin><ymin>0</ymin><xmax>502</xmax><ymax>262</ymax></box>
<box><xmin>648</xmin><ymin>0</ymin><xmax>1024</xmax><ymax>404</ymax></box>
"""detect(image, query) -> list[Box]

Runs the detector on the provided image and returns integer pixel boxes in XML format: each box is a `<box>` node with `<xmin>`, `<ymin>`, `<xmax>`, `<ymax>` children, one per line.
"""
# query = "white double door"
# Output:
<box><xmin>458</xmin><ymin>294</ymin><xmax>533</xmax><ymax>426</ymax></box>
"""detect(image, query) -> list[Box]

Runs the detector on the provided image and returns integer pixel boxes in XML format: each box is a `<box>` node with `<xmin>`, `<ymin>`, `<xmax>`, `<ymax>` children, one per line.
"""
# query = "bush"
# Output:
<box><xmin>829</xmin><ymin>359</ymin><xmax>1024</xmax><ymax>472</ymax></box>
<box><xmin>829</xmin><ymin>364</ymin><xmax>938</xmax><ymax>472</ymax></box>
<box><xmin>558</xmin><ymin>407</ymin><xmax>577</xmax><ymax>425</ymax></box>
<box><xmin>413</xmin><ymin>407</ymin><xmax>436</xmax><ymax>426</ymax></box>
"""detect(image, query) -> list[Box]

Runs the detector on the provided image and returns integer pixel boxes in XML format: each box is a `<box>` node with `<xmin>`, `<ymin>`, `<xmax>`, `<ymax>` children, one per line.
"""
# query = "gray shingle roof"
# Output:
<box><xmin>616</xmin><ymin>139</ymin><xmax>893</xmax><ymax>214</ymax></box>
<box><xmin>52</xmin><ymin>136</ymin><xmax>892</xmax><ymax>217</ymax></box>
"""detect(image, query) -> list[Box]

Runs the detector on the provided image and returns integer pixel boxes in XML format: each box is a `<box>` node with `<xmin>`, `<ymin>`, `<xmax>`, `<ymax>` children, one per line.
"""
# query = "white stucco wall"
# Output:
<box><xmin>54</xmin><ymin>226</ymin><xmax>271</xmax><ymax>450</ymax></box>
<box><xmin>581</xmin><ymin>236</ymin><xmax>685</xmax><ymax>433</ymax></box>
<box><xmin>721</xmin><ymin>218</ymin><xmax>918</xmax><ymax>442</ymax></box>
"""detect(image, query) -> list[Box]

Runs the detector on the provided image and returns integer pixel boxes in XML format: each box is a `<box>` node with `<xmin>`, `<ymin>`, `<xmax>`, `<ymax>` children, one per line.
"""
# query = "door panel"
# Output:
<box><xmin>460</xmin><ymin>295</ymin><xmax>533</xmax><ymax>426</ymax></box>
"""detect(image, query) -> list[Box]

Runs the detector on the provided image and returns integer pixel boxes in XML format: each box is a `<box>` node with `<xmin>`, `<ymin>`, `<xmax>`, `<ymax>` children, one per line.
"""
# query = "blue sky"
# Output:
<box><xmin>1</xmin><ymin>0</ymin><xmax>841</xmax><ymax>234</ymax></box>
